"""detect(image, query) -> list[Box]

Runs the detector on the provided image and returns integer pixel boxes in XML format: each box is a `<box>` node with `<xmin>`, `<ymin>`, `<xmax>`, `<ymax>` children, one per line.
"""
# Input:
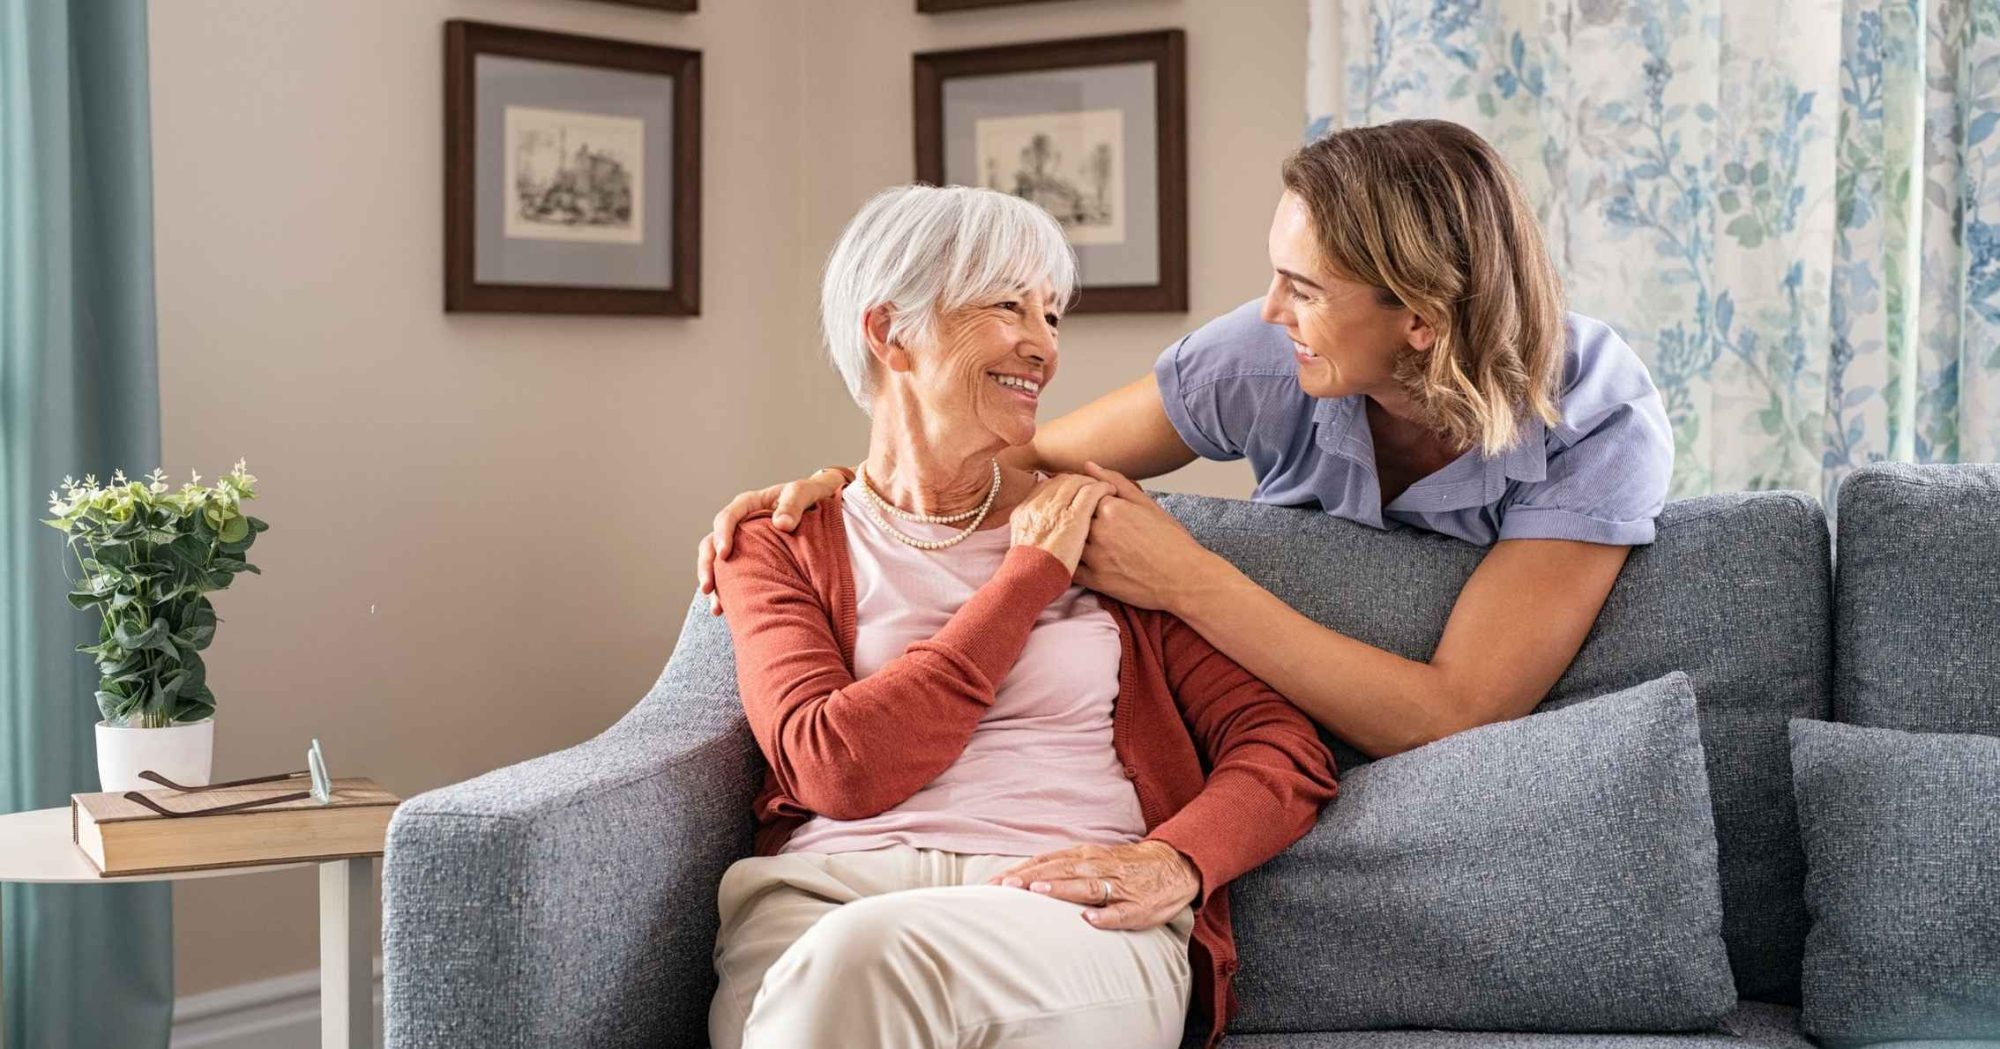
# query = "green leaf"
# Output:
<box><xmin>180</xmin><ymin>657</ymin><xmax>208</xmax><ymax>693</ymax></box>
<box><xmin>96</xmin><ymin>691</ymin><xmax>126</xmax><ymax>722</ymax></box>
<box><xmin>68</xmin><ymin>590</ymin><xmax>107</xmax><ymax>611</ymax></box>
<box><xmin>113</xmin><ymin>619</ymin><xmax>181</xmax><ymax>663</ymax></box>
<box><xmin>173</xmin><ymin>701</ymin><xmax>215</xmax><ymax>725</ymax></box>
<box><xmin>218</xmin><ymin>515</ymin><xmax>249</xmax><ymax>543</ymax></box>
<box><xmin>1759</xmin><ymin>393</ymin><xmax>1785</xmax><ymax>435</ymax></box>
<box><xmin>1725</xmin><ymin>214</ymin><xmax>1764</xmax><ymax>247</ymax></box>
<box><xmin>112</xmin><ymin>619</ymin><xmax>159</xmax><ymax>649</ymax></box>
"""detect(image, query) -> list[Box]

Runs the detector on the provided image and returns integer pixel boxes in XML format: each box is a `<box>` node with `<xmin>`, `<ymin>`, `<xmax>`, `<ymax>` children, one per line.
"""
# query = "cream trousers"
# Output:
<box><xmin>708</xmin><ymin>845</ymin><xmax>1196</xmax><ymax>1049</ymax></box>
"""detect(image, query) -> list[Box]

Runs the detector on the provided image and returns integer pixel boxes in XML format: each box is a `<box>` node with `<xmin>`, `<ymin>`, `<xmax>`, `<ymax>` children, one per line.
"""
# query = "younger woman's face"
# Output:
<box><xmin>1258</xmin><ymin>190</ymin><xmax>1433</xmax><ymax>401</ymax></box>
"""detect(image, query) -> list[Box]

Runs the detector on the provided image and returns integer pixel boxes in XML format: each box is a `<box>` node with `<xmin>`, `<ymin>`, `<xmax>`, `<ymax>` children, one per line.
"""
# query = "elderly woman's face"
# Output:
<box><xmin>906</xmin><ymin>282</ymin><xmax>1063</xmax><ymax>447</ymax></box>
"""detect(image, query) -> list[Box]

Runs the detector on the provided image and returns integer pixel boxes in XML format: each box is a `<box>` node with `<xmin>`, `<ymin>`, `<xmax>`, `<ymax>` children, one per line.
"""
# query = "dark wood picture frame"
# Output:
<box><xmin>917</xmin><ymin>0</ymin><xmax>1085</xmax><ymax>11</ymax></box>
<box><xmin>914</xmin><ymin>30</ymin><xmax>1186</xmax><ymax>314</ymax></box>
<box><xmin>590</xmin><ymin>0</ymin><xmax>696</xmax><ymax>9</ymax></box>
<box><xmin>445</xmin><ymin>20</ymin><xmax>701</xmax><ymax>315</ymax></box>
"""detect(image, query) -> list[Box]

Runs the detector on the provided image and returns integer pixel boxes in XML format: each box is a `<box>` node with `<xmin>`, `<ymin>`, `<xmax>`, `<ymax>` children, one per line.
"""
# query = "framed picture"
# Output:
<box><xmin>589</xmin><ymin>0</ymin><xmax>696</xmax><ymax>9</ymax></box>
<box><xmin>917</xmin><ymin>0</ymin><xmax>1086</xmax><ymax>11</ymax></box>
<box><xmin>915</xmin><ymin>30</ymin><xmax>1186</xmax><ymax>314</ymax></box>
<box><xmin>445</xmin><ymin>20</ymin><xmax>701</xmax><ymax>315</ymax></box>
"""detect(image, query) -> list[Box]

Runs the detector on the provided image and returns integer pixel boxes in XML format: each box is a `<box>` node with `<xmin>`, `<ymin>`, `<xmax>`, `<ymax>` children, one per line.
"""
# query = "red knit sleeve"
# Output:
<box><xmin>1144</xmin><ymin>611</ymin><xmax>1339</xmax><ymax>901</ymax></box>
<box><xmin>713</xmin><ymin>517</ymin><xmax>1072</xmax><ymax>820</ymax></box>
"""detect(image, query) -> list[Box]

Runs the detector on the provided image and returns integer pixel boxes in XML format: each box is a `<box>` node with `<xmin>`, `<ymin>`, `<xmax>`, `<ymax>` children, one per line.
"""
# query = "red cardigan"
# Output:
<box><xmin>711</xmin><ymin>492</ymin><xmax>1339</xmax><ymax>1049</ymax></box>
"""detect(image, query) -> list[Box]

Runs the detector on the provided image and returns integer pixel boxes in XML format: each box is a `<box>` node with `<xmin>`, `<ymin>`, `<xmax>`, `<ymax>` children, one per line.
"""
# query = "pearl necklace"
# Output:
<box><xmin>856</xmin><ymin>459</ymin><xmax>1001</xmax><ymax>550</ymax></box>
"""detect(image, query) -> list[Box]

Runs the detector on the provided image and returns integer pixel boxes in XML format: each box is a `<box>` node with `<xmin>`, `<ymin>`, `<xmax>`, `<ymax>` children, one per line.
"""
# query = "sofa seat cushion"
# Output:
<box><xmin>1791</xmin><ymin>718</ymin><xmax>2000</xmax><ymax>1043</ymax></box>
<box><xmin>1228</xmin><ymin>673</ymin><xmax>1736</xmax><ymax>1034</ymax></box>
<box><xmin>1221</xmin><ymin>1001</ymin><xmax>1811</xmax><ymax>1048</ymax></box>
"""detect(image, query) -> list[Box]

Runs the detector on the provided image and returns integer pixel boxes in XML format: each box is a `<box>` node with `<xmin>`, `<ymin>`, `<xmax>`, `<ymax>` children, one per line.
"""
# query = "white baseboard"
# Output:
<box><xmin>170</xmin><ymin>962</ymin><xmax>383</xmax><ymax>1049</ymax></box>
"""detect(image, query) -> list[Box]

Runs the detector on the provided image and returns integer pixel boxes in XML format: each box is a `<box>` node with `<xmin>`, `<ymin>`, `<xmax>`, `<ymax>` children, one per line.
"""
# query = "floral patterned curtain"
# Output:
<box><xmin>1306</xmin><ymin>0</ymin><xmax>2000</xmax><ymax>505</ymax></box>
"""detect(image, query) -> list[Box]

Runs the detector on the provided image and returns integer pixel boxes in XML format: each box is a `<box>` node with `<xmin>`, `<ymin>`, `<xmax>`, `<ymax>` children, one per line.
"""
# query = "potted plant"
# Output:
<box><xmin>43</xmin><ymin>461</ymin><xmax>268</xmax><ymax>791</ymax></box>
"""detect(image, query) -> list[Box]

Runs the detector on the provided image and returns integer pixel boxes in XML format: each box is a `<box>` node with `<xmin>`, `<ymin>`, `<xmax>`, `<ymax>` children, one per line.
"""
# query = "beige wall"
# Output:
<box><xmin>149</xmin><ymin>0</ymin><xmax>1304</xmax><ymax>996</ymax></box>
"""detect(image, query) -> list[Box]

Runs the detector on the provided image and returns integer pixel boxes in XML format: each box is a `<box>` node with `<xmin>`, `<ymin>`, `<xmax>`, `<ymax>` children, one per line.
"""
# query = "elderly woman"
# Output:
<box><xmin>707</xmin><ymin>185</ymin><xmax>1338</xmax><ymax>1049</ymax></box>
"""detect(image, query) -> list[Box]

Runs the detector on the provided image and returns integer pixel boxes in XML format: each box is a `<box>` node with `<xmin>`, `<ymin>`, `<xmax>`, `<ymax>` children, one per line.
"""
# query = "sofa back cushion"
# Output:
<box><xmin>1834</xmin><ymin>463</ymin><xmax>2000</xmax><ymax>736</ymax></box>
<box><xmin>1158</xmin><ymin>489</ymin><xmax>1831</xmax><ymax>1006</ymax></box>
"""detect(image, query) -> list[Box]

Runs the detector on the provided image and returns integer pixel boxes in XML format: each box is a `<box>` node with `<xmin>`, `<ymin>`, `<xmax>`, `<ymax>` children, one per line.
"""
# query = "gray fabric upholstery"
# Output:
<box><xmin>1222</xmin><ymin>1001</ymin><xmax>1812</xmax><ymax>1048</ymax></box>
<box><xmin>383</xmin><ymin>602</ymin><xmax>761</xmax><ymax>1049</ymax></box>
<box><xmin>1790</xmin><ymin>718</ymin><xmax>2000</xmax><ymax>1043</ymax></box>
<box><xmin>1158</xmin><ymin>490</ymin><xmax>1830</xmax><ymax>1004</ymax></box>
<box><xmin>1833</xmin><ymin>462</ymin><xmax>2000</xmax><ymax>737</ymax></box>
<box><xmin>1228</xmin><ymin>673</ymin><xmax>1735</xmax><ymax>1033</ymax></box>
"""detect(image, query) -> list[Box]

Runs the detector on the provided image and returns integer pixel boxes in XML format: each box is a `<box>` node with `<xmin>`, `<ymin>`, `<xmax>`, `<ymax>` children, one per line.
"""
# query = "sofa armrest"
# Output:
<box><xmin>384</xmin><ymin>601</ymin><xmax>760</xmax><ymax>1049</ymax></box>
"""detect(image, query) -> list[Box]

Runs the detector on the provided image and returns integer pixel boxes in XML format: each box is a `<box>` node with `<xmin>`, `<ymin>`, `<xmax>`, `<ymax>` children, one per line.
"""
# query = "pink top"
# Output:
<box><xmin>778</xmin><ymin>478</ymin><xmax>1147</xmax><ymax>857</ymax></box>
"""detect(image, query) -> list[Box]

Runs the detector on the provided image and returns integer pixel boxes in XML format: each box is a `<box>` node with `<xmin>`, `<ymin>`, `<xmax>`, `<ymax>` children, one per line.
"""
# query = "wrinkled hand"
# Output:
<box><xmin>1009</xmin><ymin>473</ymin><xmax>1115</xmax><ymax>575</ymax></box>
<box><xmin>695</xmin><ymin>468</ymin><xmax>851</xmax><ymax>614</ymax></box>
<box><xmin>987</xmin><ymin>840</ymin><xmax>1200</xmax><ymax>930</ymax></box>
<box><xmin>1073</xmin><ymin>462</ymin><xmax>1207</xmax><ymax>612</ymax></box>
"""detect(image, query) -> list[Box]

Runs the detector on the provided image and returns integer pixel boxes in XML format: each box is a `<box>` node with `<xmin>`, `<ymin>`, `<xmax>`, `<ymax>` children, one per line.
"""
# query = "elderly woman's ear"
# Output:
<box><xmin>863</xmin><ymin>304</ymin><xmax>912</xmax><ymax>375</ymax></box>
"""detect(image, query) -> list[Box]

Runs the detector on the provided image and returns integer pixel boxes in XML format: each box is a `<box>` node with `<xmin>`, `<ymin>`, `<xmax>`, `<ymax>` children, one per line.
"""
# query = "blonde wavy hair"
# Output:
<box><xmin>1280</xmin><ymin>119</ymin><xmax>1566</xmax><ymax>456</ymax></box>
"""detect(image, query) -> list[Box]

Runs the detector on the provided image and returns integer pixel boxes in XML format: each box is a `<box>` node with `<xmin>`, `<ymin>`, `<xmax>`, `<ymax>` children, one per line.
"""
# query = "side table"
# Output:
<box><xmin>0</xmin><ymin>806</ymin><xmax>377</xmax><ymax>1049</ymax></box>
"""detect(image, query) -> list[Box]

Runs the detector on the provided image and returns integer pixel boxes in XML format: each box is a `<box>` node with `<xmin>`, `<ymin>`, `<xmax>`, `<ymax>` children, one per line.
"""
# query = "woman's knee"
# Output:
<box><xmin>777</xmin><ymin>893</ymin><xmax>929</xmax><ymax>980</ymax></box>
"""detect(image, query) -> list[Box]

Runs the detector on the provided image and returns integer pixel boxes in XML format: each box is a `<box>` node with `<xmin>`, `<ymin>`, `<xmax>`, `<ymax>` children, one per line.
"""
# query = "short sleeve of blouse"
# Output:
<box><xmin>1497</xmin><ymin>321</ymin><xmax>1674</xmax><ymax>545</ymax></box>
<box><xmin>1152</xmin><ymin>299</ymin><xmax>1302</xmax><ymax>463</ymax></box>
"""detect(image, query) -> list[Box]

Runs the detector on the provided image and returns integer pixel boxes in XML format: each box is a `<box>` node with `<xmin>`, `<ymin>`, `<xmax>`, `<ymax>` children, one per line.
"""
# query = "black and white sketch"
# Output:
<box><xmin>975</xmin><ymin>109</ymin><xmax>1124</xmax><ymax>246</ymax></box>
<box><xmin>503</xmin><ymin>105</ymin><xmax>645</xmax><ymax>244</ymax></box>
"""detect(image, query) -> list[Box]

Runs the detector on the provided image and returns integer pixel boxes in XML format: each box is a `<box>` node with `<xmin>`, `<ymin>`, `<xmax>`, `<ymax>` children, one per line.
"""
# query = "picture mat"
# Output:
<box><xmin>475</xmin><ymin>54</ymin><xmax>673</xmax><ymax>288</ymax></box>
<box><xmin>975</xmin><ymin>108</ymin><xmax>1124</xmax><ymax>246</ymax></box>
<box><xmin>943</xmin><ymin>61</ymin><xmax>1158</xmax><ymax>287</ymax></box>
<box><xmin>503</xmin><ymin>105</ymin><xmax>646</xmax><ymax>245</ymax></box>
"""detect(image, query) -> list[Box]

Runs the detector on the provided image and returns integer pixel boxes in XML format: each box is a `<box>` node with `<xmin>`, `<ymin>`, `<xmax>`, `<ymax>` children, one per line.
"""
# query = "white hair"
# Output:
<box><xmin>820</xmin><ymin>184</ymin><xmax>1078</xmax><ymax>413</ymax></box>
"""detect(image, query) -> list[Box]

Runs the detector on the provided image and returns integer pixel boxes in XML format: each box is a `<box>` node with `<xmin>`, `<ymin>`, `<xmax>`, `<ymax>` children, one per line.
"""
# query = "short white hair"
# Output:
<box><xmin>820</xmin><ymin>184</ymin><xmax>1078</xmax><ymax>412</ymax></box>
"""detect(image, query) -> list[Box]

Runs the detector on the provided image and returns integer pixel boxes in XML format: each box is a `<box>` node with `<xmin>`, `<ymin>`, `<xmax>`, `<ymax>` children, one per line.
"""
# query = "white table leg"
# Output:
<box><xmin>319</xmin><ymin>858</ymin><xmax>372</xmax><ymax>1049</ymax></box>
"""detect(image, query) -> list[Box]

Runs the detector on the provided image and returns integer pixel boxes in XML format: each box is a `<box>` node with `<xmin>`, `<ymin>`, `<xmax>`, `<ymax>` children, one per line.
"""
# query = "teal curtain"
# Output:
<box><xmin>1305</xmin><ymin>0</ymin><xmax>2000</xmax><ymax>510</ymax></box>
<box><xmin>0</xmin><ymin>1</ymin><xmax>173</xmax><ymax>1046</ymax></box>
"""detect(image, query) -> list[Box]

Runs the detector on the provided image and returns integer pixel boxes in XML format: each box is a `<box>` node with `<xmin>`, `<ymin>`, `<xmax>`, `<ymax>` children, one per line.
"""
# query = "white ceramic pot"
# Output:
<box><xmin>95</xmin><ymin>718</ymin><xmax>215</xmax><ymax>793</ymax></box>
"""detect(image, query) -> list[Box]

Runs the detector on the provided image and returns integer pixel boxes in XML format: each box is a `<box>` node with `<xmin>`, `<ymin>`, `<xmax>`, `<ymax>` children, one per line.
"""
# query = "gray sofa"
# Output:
<box><xmin>381</xmin><ymin>462</ymin><xmax>1999</xmax><ymax>1048</ymax></box>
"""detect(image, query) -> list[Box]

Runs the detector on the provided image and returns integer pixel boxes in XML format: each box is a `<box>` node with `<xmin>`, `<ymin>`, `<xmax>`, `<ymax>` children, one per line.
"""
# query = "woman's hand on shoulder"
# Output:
<box><xmin>1009</xmin><ymin>473</ymin><xmax>1115</xmax><ymax>575</ymax></box>
<box><xmin>1072</xmin><ymin>462</ymin><xmax>1209</xmax><ymax>612</ymax></box>
<box><xmin>696</xmin><ymin>467</ymin><xmax>851</xmax><ymax>614</ymax></box>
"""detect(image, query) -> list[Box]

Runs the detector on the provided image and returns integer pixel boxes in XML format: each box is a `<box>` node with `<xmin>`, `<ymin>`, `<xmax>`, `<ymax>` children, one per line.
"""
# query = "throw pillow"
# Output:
<box><xmin>1228</xmin><ymin>671</ymin><xmax>1738</xmax><ymax>1032</ymax></box>
<box><xmin>1791</xmin><ymin>718</ymin><xmax>2000</xmax><ymax>1042</ymax></box>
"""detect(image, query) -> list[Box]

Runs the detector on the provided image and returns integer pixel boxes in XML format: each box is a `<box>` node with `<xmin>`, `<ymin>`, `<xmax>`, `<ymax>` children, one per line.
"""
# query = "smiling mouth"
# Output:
<box><xmin>1292</xmin><ymin>340</ymin><xmax>1319</xmax><ymax>362</ymax></box>
<box><xmin>989</xmin><ymin>372</ymin><xmax>1042</xmax><ymax>398</ymax></box>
